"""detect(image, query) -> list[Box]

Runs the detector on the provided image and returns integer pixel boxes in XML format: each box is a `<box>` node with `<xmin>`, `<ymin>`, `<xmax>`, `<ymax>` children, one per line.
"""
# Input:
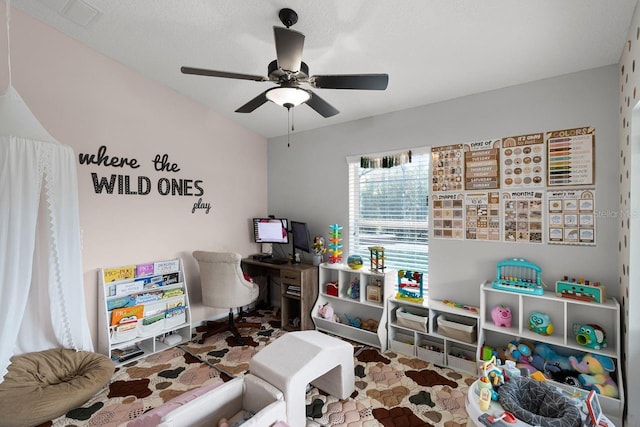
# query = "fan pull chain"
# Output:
<box><xmin>6</xmin><ymin>0</ymin><xmax>12</xmax><ymax>86</ymax></box>
<box><xmin>287</xmin><ymin>106</ymin><xmax>291</xmax><ymax>148</ymax></box>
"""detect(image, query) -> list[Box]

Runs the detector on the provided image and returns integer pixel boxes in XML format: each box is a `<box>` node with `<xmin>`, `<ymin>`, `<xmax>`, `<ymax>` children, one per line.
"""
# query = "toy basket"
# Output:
<box><xmin>396</xmin><ymin>306</ymin><xmax>429</xmax><ymax>332</ymax></box>
<box><xmin>436</xmin><ymin>314</ymin><xmax>477</xmax><ymax>343</ymax></box>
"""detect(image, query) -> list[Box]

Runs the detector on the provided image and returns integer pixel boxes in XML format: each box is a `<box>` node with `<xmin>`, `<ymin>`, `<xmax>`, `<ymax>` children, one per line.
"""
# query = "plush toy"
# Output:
<box><xmin>347</xmin><ymin>278</ymin><xmax>360</xmax><ymax>299</ymax></box>
<box><xmin>505</xmin><ymin>340</ymin><xmax>534</xmax><ymax>363</ymax></box>
<box><xmin>317</xmin><ymin>303</ymin><xmax>339</xmax><ymax>322</ymax></box>
<box><xmin>491</xmin><ymin>305</ymin><xmax>512</xmax><ymax>328</ymax></box>
<box><xmin>533</xmin><ymin>342</ymin><xmax>573</xmax><ymax>371</ymax></box>
<box><xmin>569</xmin><ymin>353</ymin><xmax>619</xmax><ymax>398</ymax></box>
<box><xmin>344</xmin><ymin>313</ymin><xmax>361</xmax><ymax>328</ymax></box>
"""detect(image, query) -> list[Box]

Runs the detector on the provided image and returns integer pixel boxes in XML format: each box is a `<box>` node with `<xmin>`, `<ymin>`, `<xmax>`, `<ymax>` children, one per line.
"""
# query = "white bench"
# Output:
<box><xmin>249</xmin><ymin>330</ymin><xmax>355</xmax><ymax>427</ymax></box>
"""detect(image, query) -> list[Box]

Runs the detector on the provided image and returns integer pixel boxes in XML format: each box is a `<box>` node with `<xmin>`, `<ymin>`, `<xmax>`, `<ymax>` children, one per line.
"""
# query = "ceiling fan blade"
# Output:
<box><xmin>235</xmin><ymin>90</ymin><xmax>270</xmax><ymax>113</ymax></box>
<box><xmin>273</xmin><ymin>27</ymin><xmax>305</xmax><ymax>72</ymax></box>
<box><xmin>312</xmin><ymin>74</ymin><xmax>389</xmax><ymax>90</ymax></box>
<box><xmin>306</xmin><ymin>90</ymin><xmax>339</xmax><ymax>118</ymax></box>
<box><xmin>181</xmin><ymin>66</ymin><xmax>267</xmax><ymax>82</ymax></box>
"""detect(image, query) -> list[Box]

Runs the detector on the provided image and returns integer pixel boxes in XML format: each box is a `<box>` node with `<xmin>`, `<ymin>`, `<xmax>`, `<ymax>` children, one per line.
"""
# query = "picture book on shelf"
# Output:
<box><xmin>103</xmin><ymin>265</ymin><xmax>136</xmax><ymax>282</ymax></box>
<box><xmin>136</xmin><ymin>263</ymin><xmax>154</xmax><ymax>277</ymax></box>
<box><xmin>154</xmin><ymin>260</ymin><xmax>180</xmax><ymax>275</ymax></box>
<box><xmin>111</xmin><ymin>304</ymin><xmax>144</xmax><ymax>326</ymax></box>
<box><xmin>107</xmin><ymin>295</ymin><xmax>137</xmax><ymax>311</ymax></box>
<box><xmin>165</xmin><ymin>306</ymin><xmax>186</xmax><ymax>318</ymax></box>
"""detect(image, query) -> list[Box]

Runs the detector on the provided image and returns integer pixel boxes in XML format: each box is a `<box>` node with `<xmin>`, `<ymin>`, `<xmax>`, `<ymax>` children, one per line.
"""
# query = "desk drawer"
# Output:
<box><xmin>281</xmin><ymin>270</ymin><xmax>302</xmax><ymax>285</ymax></box>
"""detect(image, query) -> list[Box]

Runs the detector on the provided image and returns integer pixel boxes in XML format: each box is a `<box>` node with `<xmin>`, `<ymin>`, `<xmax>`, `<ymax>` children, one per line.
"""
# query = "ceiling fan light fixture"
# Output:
<box><xmin>266</xmin><ymin>86</ymin><xmax>310</xmax><ymax>107</ymax></box>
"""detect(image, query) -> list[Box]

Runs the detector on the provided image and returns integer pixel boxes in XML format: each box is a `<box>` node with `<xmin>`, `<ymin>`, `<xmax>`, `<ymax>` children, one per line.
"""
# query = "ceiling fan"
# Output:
<box><xmin>181</xmin><ymin>8</ymin><xmax>389</xmax><ymax>118</ymax></box>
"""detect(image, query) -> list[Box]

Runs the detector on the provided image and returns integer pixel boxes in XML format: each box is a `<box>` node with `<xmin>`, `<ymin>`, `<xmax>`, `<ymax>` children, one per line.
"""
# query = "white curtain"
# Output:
<box><xmin>0</xmin><ymin>85</ymin><xmax>93</xmax><ymax>381</ymax></box>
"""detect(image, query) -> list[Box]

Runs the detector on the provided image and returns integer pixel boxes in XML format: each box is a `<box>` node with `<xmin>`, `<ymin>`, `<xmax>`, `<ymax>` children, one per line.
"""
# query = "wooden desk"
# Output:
<box><xmin>241</xmin><ymin>258</ymin><xmax>318</xmax><ymax>331</ymax></box>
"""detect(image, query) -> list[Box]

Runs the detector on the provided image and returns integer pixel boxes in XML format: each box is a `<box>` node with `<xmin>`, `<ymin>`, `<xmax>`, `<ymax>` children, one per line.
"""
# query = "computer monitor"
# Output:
<box><xmin>253</xmin><ymin>218</ymin><xmax>289</xmax><ymax>244</ymax></box>
<box><xmin>290</xmin><ymin>221</ymin><xmax>312</xmax><ymax>253</ymax></box>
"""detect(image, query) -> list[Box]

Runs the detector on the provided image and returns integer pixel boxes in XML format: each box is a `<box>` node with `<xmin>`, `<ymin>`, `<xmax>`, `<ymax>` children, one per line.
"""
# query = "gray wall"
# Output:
<box><xmin>267</xmin><ymin>65</ymin><xmax>619</xmax><ymax>306</ymax></box>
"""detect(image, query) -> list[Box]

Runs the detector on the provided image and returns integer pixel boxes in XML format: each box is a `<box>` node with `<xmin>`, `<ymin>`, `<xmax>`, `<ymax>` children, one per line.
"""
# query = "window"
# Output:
<box><xmin>348</xmin><ymin>148</ymin><xmax>430</xmax><ymax>284</ymax></box>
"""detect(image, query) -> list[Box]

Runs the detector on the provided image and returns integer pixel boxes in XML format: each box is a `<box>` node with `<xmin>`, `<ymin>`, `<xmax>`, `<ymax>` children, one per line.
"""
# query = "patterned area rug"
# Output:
<box><xmin>43</xmin><ymin>309</ymin><xmax>474</xmax><ymax>427</ymax></box>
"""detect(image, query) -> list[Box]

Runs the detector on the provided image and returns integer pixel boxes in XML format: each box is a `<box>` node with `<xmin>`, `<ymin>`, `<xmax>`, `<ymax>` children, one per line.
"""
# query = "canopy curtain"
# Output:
<box><xmin>0</xmin><ymin>85</ymin><xmax>93</xmax><ymax>381</ymax></box>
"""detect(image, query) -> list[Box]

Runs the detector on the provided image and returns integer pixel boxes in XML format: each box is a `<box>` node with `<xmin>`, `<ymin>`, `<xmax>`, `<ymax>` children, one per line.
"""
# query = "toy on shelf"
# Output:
<box><xmin>442</xmin><ymin>300</ymin><xmax>479</xmax><ymax>314</ymax></box>
<box><xmin>347</xmin><ymin>277</ymin><xmax>360</xmax><ymax>300</ymax></box>
<box><xmin>347</xmin><ymin>254</ymin><xmax>363</xmax><ymax>270</ymax></box>
<box><xmin>505</xmin><ymin>340</ymin><xmax>534</xmax><ymax>364</ymax></box>
<box><xmin>529</xmin><ymin>311</ymin><xmax>554</xmax><ymax>336</ymax></box>
<box><xmin>325</xmin><ymin>280</ymin><xmax>338</xmax><ymax>297</ymax></box>
<box><xmin>343</xmin><ymin>313</ymin><xmax>361</xmax><ymax>329</ymax></box>
<box><xmin>491</xmin><ymin>305</ymin><xmax>512</xmax><ymax>328</ymax></box>
<box><xmin>569</xmin><ymin>353</ymin><xmax>619</xmax><ymax>398</ymax></box>
<box><xmin>368</xmin><ymin>246</ymin><xmax>386</xmax><ymax>272</ymax></box>
<box><xmin>360</xmin><ymin>318</ymin><xmax>379</xmax><ymax>332</ymax></box>
<box><xmin>573</xmin><ymin>323</ymin><xmax>607</xmax><ymax>350</ymax></box>
<box><xmin>491</xmin><ymin>258</ymin><xmax>543</xmax><ymax>295</ymax></box>
<box><xmin>366</xmin><ymin>279</ymin><xmax>382</xmax><ymax>303</ymax></box>
<box><xmin>327</xmin><ymin>224</ymin><xmax>343</xmax><ymax>264</ymax></box>
<box><xmin>395</xmin><ymin>270</ymin><xmax>424</xmax><ymax>303</ymax></box>
<box><xmin>555</xmin><ymin>276</ymin><xmax>606</xmax><ymax>303</ymax></box>
<box><xmin>317</xmin><ymin>302</ymin><xmax>339</xmax><ymax>322</ymax></box>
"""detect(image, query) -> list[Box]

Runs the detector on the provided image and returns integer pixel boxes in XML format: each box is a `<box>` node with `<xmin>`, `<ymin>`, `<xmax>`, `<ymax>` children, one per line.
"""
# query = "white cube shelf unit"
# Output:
<box><xmin>313</xmin><ymin>263</ymin><xmax>395</xmax><ymax>350</ymax></box>
<box><xmin>479</xmin><ymin>281</ymin><xmax>623</xmax><ymax>425</ymax></box>
<box><xmin>388</xmin><ymin>297</ymin><xmax>480</xmax><ymax>374</ymax></box>
<box><xmin>98</xmin><ymin>258</ymin><xmax>191</xmax><ymax>365</ymax></box>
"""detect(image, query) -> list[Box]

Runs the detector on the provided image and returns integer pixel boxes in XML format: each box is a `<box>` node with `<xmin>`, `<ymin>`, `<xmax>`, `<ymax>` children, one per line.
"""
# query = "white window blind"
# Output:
<box><xmin>348</xmin><ymin>148</ymin><xmax>430</xmax><ymax>283</ymax></box>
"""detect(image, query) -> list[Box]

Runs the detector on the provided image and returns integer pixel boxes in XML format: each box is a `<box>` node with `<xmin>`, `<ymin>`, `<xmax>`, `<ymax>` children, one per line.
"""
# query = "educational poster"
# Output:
<box><xmin>501</xmin><ymin>132</ymin><xmax>545</xmax><ymax>189</ymax></box>
<box><xmin>547</xmin><ymin>127</ymin><xmax>595</xmax><ymax>187</ymax></box>
<box><xmin>464</xmin><ymin>139</ymin><xmax>501</xmax><ymax>190</ymax></box>
<box><xmin>547</xmin><ymin>189</ymin><xmax>596</xmax><ymax>245</ymax></box>
<box><xmin>431</xmin><ymin>144</ymin><xmax>464</xmax><ymax>192</ymax></box>
<box><xmin>502</xmin><ymin>191</ymin><xmax>544</xmax><ymax>244</ymax></box>
<box><xmin>465</xmin><ymin>191</ymin><xmax>501</xmax><ymax>241</ymax></box>
<box><xmin>432</xmin><ymin>193</ymin><xmax>464</xmax><ymax>239</ymax></box>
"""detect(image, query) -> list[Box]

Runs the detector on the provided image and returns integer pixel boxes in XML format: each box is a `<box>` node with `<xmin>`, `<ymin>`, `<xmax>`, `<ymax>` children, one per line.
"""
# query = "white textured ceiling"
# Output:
<box><xmin>11</xmin><ymin>0</ymin><xmax>639</xmax><ymax>139</ymax></box>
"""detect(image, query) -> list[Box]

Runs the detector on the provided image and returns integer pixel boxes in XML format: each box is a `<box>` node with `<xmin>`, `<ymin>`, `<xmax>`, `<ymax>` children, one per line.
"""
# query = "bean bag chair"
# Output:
<box><xmin>498</xmin><ymin>376</ymin><xmax>581</xmax><ymax>427</ymax></box>
<box><xmin>0</xmin><ymin>348</ymin><xmax>114</xmax><ymax>427</ymax></box>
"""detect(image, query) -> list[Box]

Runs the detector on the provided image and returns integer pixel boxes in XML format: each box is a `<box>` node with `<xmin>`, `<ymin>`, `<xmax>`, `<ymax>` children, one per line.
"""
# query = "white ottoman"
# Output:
<box><xmin>249</xmin><ymin>330</ymin><xmax>354</xmax><ymax>427</ymax></box>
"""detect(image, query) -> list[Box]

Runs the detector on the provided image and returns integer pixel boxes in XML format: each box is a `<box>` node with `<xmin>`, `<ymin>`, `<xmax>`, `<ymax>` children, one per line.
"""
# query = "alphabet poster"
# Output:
<box><xmin>547</xmin><ymin>189</ymin><xmax>596</xmax><ymax>245</ymax></box>
<box><xmin>432</xmin><ymin>193</ymin><xmax>464</xmax><ymax>239</ymax></box>
<box><xmin>465</xmin><ymin>191</ymin><xmax>501</xmax><ymax>241</ymax></box>
<box><xmin>431</xmin><ymin>144</ymin><xmax>464</xmax><ymax>192</ymax></box>
<box><xmin>464</xmin><ymin>139</ymin><xmax>500</xmax><ymax>190</ymax></box>
<box><xmin>546</xmin><ymin>127</ymin><xmax>595</xmax><ymax>187</ymax></box>
<box><xmin>501</xmin><ymin>132</ymin><xmax>545</xmax><ymax>188</ymax></box>
<box><xmin>502</xmin><ymin>191</ymin><xmax>544</xmax><ymax>244</ymax></box>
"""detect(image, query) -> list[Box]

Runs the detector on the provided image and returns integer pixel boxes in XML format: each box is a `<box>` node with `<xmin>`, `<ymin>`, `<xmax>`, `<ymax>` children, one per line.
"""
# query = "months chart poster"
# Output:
<box><xmin>431</xmin><ymin>144</ymin><xmax>464</xmax><ymax>192</ymax></box>
<box><xmin>464</xmin><ymin>139</ymin><xmax>500</xmax><ymax>190</ymax></box>
<box><xmin>501</xmin><ymin>132</ymin><xmax>545</xmax><ymax>188</ymax></box>
<box><xmin>547</xmin><ymin>127</ymin><xmax>595</xmax><ymax>187</ymax></box>
<box><xmin>502</xmin><ymin>191</ymin><xmax>544</xmax><ymax>244</ymax></box>
<box><xmin>432</xmin><ymin>193</ymin><xmax>464</xmax><ymax>239</ymax></box>
<box><xmin>465</xmin><ymin>191</ymin><xmax>501</xmax><ymax>241</ymax></box>
<box><xmin>547</xmin><ymin>189</ymin><xmax>596</xmax><ymax>245</ymax></box>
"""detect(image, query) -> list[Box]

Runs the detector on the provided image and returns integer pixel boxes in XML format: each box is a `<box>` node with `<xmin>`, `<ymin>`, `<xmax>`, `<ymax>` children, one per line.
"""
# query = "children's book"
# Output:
<box><xmin>111</xmin><ymin>304</ymin><xmax>144</xmax><ymax>326</ymax></box>
<box><xmin>103</xmin><ymin>265</ymin><xmax>136</xmax><ymax>282</ymax></box>
<box><xmin>107</xmin><ymin>295</ymin><xmax>137</xmax><ymax>311</ymax></box>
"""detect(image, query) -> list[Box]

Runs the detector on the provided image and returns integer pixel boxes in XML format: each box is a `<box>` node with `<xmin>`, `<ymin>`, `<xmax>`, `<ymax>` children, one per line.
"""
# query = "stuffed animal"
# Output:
<box><xmin>573</xmin><ymin>323</ymin><xmax>607</xmax><ymax>350</ymax></box>
<box><xmin>317</xmin><ymin>303</ymin><xmax>339</xmax><ymax>322</ymax></box>
<box><xmin>533</xmin><ymin>342</ymin><xmax>573</xmax><ymax>371</ymax></box>
<box><xmin>491</xmin><ymin>305</ymin><xmax>512</xmax><ymax>328</ymax></box>
<box><xmin>529</xmin><ymin>311</ymin><xmax>554</xmax><ymax>336</ymax></box>
<box><xmin>569</xmin><ymin>353</ymin><xmax>619</xmax><ymax>398</ymax></box>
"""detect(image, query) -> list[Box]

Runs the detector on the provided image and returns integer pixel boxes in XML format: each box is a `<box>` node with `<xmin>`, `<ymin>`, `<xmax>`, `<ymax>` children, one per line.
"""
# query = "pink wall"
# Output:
<box><xmin>0</xmin><ymin>7</ymin><xmax>268</xmax><ymax>346</ymax></box>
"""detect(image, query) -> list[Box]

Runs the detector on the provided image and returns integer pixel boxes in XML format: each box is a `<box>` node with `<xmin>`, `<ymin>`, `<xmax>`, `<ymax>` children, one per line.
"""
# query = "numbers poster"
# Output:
<box><xmin>547</xmin><ymin>189</ymin><xmax>596</xmax><ymax>245</ymax></box>
<box><xmin>502</xmin><ymin>191</ymin><xmax>543</xmax><ymax>244</ymax></box>
<box><xmin>547</xmin><ymin>127</ymin><xmax>595</xmax><ymax>187</ymax></box>
<box><xmin>432</xmin><ymin>193</ymin><xmax>464</xmax><ymax>239</ymax></box>
<box><xmin>501</xmin><ymin>132</ymin><xmax>545</xmax><ymax>189</ymax></box>
<box><xmin>465</xmin><ymin>191</ymin><xmax>501</xmax><ymax>241</ymax></box>
<box><xmin>464</xmin><ymin>139</ymin><xmax>500</xmax><ymax>190</ymax></box>
<box><xmin>431</xmin><ymin>144</ymin><xmax>464</xmax><ymax>192</ymax></box>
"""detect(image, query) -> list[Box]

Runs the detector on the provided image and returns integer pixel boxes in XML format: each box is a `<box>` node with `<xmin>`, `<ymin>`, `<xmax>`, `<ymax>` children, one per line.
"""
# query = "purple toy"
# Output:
<box><xmin>491</xmin><ymin>305</ymin><xmax>512</xmax><ymax>328</ymax></box>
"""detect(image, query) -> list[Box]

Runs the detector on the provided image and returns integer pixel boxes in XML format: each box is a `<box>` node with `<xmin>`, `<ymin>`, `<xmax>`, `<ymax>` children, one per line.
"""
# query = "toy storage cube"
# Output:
<box><xmin>436</xmin><ymin>314</ymin><xmax>477</xmax><ymax>343</ymax></box>
<box><xmin>396</xmin><ymin>306</ymin><xmax>429</xmax><ymax>332</ymax></box>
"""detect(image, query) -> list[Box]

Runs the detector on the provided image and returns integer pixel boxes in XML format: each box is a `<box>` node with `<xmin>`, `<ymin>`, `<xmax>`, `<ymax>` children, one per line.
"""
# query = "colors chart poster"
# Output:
<box><xmin>546</xmin><ymin>127</ymin><xmax>595</xmax><ymax>187</ymax></box>
<box><xmin>547</xmin><ymin>189</ymin><xmax>596</xmax><ymax>246</ymax></box>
